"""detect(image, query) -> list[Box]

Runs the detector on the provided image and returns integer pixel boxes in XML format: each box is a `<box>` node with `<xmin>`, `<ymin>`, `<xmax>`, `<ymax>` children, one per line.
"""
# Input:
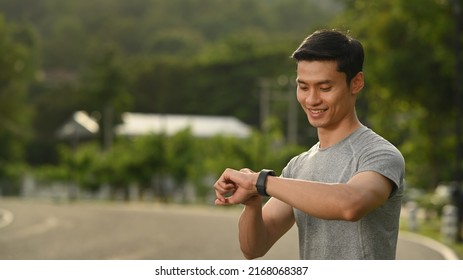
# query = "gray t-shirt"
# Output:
<box><xmin>281</xmin><ymin>125</ymin><xmax>405</xmax><ymax>260</ymax></box>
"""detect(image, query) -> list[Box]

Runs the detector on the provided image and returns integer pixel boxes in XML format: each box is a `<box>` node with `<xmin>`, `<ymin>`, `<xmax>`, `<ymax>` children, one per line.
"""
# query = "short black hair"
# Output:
<box><xmin>292</xmin><ymin>30</ymin><xmax>364</xmax><ymax>83</ymax></box>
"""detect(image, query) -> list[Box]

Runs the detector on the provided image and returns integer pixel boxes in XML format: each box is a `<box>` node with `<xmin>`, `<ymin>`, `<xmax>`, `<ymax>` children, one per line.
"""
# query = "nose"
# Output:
<box><xmin>300</xmin><ymin>89</ymin><xmax>321</xmax><ymax>107</ymax></box>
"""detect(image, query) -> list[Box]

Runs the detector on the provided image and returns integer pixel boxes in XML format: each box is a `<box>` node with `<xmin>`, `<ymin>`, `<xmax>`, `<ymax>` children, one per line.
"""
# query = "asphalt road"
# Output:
<box><xmin>0</xmin><ymin>198</ymin><xmax>457</xmax><ymax>260</ymax></box>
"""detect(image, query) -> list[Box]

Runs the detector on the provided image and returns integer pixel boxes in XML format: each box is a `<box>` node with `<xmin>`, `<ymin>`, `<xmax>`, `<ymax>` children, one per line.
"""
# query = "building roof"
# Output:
<box><xmin>56</xmin><ymin>111</ymin><xmax>99</xmax><ymax>139</ymax></box>
<box><xmin>115</xmin><ymin>113</ymin><xmax>251</xmax><ymax>138</ymax></box>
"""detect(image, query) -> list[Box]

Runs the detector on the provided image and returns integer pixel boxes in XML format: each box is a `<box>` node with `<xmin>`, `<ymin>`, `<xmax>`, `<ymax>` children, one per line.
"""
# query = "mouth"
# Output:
<box><xmin>309</xmin><ymin>108</ymin><xmax>328</xmax><ymax>114</ymax></box>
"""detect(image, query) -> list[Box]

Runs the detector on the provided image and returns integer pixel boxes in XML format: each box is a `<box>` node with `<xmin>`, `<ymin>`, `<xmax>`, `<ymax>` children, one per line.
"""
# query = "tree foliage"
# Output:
<box><xmin>334</xmin><ymin>0</ymin><xmax>462</xmax><ymax>189</ymax></box>
<box><xmin>0</xmin><ymin>15</ymin><xmax>38</xmax><ymax>188</ymax></box>
<box><xmin>2</xmin><ymin>0</ymin><xmax>462</xmax><ymax>198</ymax></box>
<box><xmin>0</xmin><ymin>0</ymin><xmax>339</xmax><ymax>168</ymax></box>
<box><xmin>34</xmin><ymin>121</ymin><xmax>304</xmax><ymax>202</ymax></box>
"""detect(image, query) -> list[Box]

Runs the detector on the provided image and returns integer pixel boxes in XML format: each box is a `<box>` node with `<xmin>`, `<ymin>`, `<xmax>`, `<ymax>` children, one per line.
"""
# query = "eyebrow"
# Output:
<box><xmin>296</xmin><ymin>79</ymin><xmax>333</xmax><ymax>86</ymax></box>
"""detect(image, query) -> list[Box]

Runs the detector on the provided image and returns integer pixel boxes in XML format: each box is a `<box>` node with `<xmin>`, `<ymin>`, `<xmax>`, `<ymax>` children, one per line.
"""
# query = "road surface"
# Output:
<box><xmin>0</xmin><ymin>198</ymin><xmax>458</xmax><ymax>260</ymax></box>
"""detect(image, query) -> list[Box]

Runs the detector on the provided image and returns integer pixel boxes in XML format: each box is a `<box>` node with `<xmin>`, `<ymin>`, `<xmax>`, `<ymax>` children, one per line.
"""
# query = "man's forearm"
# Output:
<box><xmin>238</xmin><ymin>204</ymin><xmax>271</xmax><ymax>259</ymax></box>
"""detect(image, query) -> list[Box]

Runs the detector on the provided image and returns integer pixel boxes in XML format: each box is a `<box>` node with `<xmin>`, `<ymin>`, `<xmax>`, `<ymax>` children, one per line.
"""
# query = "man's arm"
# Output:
<box><xmin>238</xmin><ymin>196</ymin><xmax>295</xmax><ymax>259</ymax></box>
<box><xmin>214</xmin><ymin>168</ymin><xmax>393</xmax><ymax>258</ymax></box>
<box><xmin>215</xmin><ymin>169</ymin><xmax>393</xmax><ymax>221</ymax></box>
<box><xmin>214</xmin><ymin>168</ymin><xmax>295</xmax><ymax>259</ymax></box>
<box><xmin>265</xmin><ymin>170</ymin><xmax>393</xmax><ymax>221</ymax></box>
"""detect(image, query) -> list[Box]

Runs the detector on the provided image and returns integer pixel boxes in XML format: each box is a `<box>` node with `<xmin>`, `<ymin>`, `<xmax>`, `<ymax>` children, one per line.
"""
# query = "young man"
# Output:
<box><xmin>214</xmin><ymin>30</ymin><xmax>405</xmax><ymax>260</ymax></box>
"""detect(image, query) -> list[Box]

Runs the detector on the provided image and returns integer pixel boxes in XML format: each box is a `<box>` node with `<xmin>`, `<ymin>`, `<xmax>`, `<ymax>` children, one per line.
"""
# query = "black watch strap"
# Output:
<box><xmin>256</xmin><ymin>169</ymin><xmax>276</xmax><ymax>196</ymax></box>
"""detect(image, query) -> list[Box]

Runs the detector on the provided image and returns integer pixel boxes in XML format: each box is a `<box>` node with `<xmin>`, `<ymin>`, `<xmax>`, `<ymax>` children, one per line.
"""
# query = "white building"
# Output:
<box><xmin>56</xmin><ymin>111</ymin><xmax>99</xmax><ymax>141</ymax></box>
<box><xmin>57</xmin><ymin>111</ymin><xmax>252</xmax><ymax>140</ymax></box>
<box><xmin>115</xmin><ymin>113</ymin><xmax>251</xmax><ymax>138</ymax></box>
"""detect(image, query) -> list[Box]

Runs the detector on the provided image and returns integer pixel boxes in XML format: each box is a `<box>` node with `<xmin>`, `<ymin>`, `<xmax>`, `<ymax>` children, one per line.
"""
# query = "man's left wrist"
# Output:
<box><xmin>256</xmin><ymin>169</ymin><xmax>276</xmax><ymax>196</ymax></box>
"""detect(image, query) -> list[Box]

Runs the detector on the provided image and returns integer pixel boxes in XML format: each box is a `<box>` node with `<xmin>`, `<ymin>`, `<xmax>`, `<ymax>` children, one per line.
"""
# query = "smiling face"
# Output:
<box><xmin>296</xmin><ymin>60</ymin><xmax>364</xmax><ymax>135</ymax></box>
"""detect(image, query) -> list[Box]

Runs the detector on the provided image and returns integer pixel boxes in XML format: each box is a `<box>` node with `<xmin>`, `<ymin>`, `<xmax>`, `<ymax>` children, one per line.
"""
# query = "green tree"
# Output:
<box><xmin>79</xmin><ymin>45</ymin><xmax>133</xmax><ymax>150</ymax></box>
<box><xmin>95</xmin><ymin>139</ymin><xmax>134</xmax><ymax>201</ymax></box>
<box><xmin>165</xmin><ymin>128</ymin><xmax>198</xmax><ymax>202</ymax></box>
<box><xmin>0</xmin><ymin>0</ymin><xmax>341</xmax><ymax>169</ymax></box>
<box><xmin>334</xmin><ymin>0</ymin><xmax>459</xmax><ymax>190</ymax></box>
<box><xmin>129</xmin><ymin>134</ymin><xmax>168</xmax><ymax>200</ymax></box>
<box><xmin>0</xmin><ymin>15</ymin><xmax>38</xmax><ymax>192</ymax></box>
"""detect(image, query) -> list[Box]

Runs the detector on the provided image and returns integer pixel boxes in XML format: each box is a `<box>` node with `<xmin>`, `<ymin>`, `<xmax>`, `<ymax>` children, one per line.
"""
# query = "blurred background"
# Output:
<box><xmin>1</xmin><ymin>0</ymin><xmax>463</xmax><ymax>259</ymax></box>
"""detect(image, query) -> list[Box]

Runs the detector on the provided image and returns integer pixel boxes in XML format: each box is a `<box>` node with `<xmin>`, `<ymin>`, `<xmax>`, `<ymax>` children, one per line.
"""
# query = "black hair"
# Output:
<box><xmin>291</xmin><ymin>30</ymin><xmax>364</xmax><ymax>83</ymax></box>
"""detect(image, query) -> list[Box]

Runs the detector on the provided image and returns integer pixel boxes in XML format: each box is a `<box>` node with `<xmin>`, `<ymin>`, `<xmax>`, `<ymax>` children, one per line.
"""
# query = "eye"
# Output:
<box><xmin>320</xmin><ymin>87</ymin><xmax>332</xmax><ymax>92</ymax></box>
<box><xmin>298</xmin><ymin>84</ymin><xmax>309</xmax><ymax>91</ymax></box>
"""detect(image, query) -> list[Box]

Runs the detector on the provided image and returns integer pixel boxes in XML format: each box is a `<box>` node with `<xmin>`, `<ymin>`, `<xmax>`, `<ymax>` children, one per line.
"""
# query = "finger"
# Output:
<box><xmin>215</xmin><ymin>185</ymin><xmax>229</xmax><ymax>202</ymax></box>
<box><xmin>214</xmin><ymin>184</ymin><xmax>236</xmax><ymax>202</ymax></box>
<box><xmin>215</xmin><ymin>190</ymin><xmax>225</xmax><ymax>202</ymax></box>
<box><xmin>214</xmin><ymin>198</ymin><xmax>231</xmax><ymax>206</ymax></box>
<box><xmin>214</xmin><ymin>169</ymin><xmax>237</xmax><ymax>190</ymax></box>
<box><xmin>214</xmin><ymin>181</ymin><xmax>236</xmax><ymax>196</ymax></box>
<box><xmin>213</xmin><ymin>168</ymin><xmax>242</xmax><ymax>204</ymax></box>
<box><xmin>222</xmin><ymin>191</ymin><xmax>245</xmax><ymax>205</ymax></box>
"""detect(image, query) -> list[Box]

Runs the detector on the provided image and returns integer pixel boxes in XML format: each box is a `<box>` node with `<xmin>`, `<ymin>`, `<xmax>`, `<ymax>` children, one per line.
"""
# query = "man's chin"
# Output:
<box><xmin>308</xmin><ymin>120</ymin><xmax>323</xmax><ymax>128</ymax></box>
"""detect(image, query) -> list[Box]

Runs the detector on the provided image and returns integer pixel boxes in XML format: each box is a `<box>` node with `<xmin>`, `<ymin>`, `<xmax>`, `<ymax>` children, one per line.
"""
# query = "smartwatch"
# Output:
<box><xmin>256</xmin><ymin>169</ymin><xmax>276</xmax><ymax>196</ymax></box>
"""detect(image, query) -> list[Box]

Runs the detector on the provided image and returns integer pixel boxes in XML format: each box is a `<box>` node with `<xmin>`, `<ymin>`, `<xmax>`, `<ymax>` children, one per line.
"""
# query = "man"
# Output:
<box><xmin>214</xmin><ymin>30</ymin><xmax>405</xmax><ymax>260</ymax></box>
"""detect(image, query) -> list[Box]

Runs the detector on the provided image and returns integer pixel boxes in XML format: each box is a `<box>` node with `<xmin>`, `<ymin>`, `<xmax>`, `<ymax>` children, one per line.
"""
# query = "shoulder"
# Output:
<box><xmin>353</xmin><ymin>127</ymin><xmax>403</xmax><ymax>161</ymax></box>
<box><xmin>353</xmin><ymin>126</ymin><xmax>405</xmax><ymax>194</ymax></box>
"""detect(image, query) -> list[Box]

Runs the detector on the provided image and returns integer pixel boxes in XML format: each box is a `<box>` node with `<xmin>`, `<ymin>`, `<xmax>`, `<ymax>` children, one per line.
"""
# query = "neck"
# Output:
<box><xmin>317</xmin><ymin>118</ymin><xmax>362</xmax><ymax>149</ymax></box>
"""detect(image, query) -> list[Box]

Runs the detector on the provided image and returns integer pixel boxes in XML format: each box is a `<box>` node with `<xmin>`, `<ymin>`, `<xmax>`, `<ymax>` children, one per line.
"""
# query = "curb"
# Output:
<box><xmin>399</xmin><ymin>231</ymin><xmax>459</xmax><ymax>260</ymax></box>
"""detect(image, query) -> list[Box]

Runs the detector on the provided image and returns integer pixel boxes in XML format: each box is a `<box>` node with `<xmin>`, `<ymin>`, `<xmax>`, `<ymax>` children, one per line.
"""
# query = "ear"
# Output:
<box><xmin>350</xmin><ymin>72</ymin><xmax>364</xmax><ymax>95</ymax></box>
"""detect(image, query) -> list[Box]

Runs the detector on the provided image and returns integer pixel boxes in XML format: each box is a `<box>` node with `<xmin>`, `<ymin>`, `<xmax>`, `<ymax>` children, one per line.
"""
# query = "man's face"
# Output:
<box><xmin>296</xmin><ymin>60</ymin><xmax>361</xmax><ymax>131</ymax></box>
